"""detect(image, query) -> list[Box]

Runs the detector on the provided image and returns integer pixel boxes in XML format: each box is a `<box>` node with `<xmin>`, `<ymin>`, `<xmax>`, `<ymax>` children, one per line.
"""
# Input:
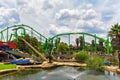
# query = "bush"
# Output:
<box><xmin>13</xmin><ymin>34</ymin><xmax>43</xmax><ymax>55</ymax></box>
<box><xmin>58</xmin><ymin>42</ymin><xmax>68</xmax><ymax>54</ymax></box>
<box><xmin>108</xmin><ymin>57</ymin><xmax>119</xmax><ymax>65</ymax></box>
<box><xmin>86</xmin><ymin>55</ymin><xmax>104</xmax><ymax>71</ymax></box>
<box><xmin>74</xmin><ymin>51</ymin><xmax>90</xmax><ymax>63</ymax></box>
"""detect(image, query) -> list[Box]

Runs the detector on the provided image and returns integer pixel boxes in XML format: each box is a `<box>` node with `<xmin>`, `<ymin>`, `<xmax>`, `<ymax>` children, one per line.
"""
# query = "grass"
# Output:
<box><xmin>74</xmin><ymin>51</ymin><xmax>90</xmax><ymax>63</ymax></box>
<box><xmin>0</xmin><ymin>64</ymin><xmax>16</xmax><ymax>70</ymax></box>
<box><xmin>86</xmin><ymin>55</ymin><xmax>104</xmax><ymax>71</ymax></box>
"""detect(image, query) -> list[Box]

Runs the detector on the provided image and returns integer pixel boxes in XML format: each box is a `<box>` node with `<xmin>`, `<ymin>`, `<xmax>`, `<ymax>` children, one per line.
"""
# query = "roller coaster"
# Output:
<box><xmin>0</xmin><ymin>24</ymin><xmax>111</xmax><ymax>61</ymax></box>
<box><xmin>0</xmin><ymin>24</ymin><xmax>47</xmax><ymax>42</ymax></box>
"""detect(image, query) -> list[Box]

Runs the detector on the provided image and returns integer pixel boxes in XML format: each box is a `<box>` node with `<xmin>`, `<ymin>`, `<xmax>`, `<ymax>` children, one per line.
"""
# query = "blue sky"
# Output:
<box><xmin>0</xmin><ymin>0</ymin><xmax>120</xmax><ymax>38</ymax></box>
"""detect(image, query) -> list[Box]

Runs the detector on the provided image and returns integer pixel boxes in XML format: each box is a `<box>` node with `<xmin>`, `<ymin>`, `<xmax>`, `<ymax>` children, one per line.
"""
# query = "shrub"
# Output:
<box><xmin>13</xmin><ymin>34</ymin><xmax>43</xmax><ymax>55</ymax></box>
<box><xmin>58</xmin><ymin>42</ymin><xmax>68</xmax><ymax>54</ymax></box>
<box><xmin>74</xmin><ymin>51</ymin><xmax>90</xmax><ymax>63</ymax></box>
<box><xmin>108</xmin><ymin>57</ymin><xmax>119</xmax><ymax>65</ymax></box>
<box><xmin>86</xmin><ymin>55</ymin><xmax>104</xmax><ymax>71</ymax></box>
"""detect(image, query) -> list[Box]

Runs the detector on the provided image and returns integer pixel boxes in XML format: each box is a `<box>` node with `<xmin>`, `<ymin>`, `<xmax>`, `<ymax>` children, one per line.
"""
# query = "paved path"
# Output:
<box><xmin>16</xmin><ymin>61</ymin><xmax>87</xmax><ymax>69</ymax></box>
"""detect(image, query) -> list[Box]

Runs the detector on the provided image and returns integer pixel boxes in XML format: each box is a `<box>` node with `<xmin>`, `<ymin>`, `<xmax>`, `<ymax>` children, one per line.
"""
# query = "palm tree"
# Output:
<box><xmin>75</xmin><ymin>38</ymin><xmax>79</xmax><ymax>47</ymax></box>
<box><xmin>108</xmin><ymin>23</ymin><xmax>120</xmax><ymax>68</ymax></box>
<box><xmin>108</xmin><ymin>23</ymin><xmax>120</xmax><ymax>38</ymax></box>
<box><xmin>98</xmin><ymin>40</ymin><xmax>105</xmax><ymax>52</ymax></box>
<box><xmin>90</xmin><ymin>40</ymin><xmax>95</xmax><ymax>51</ymax></box>
<box><xmin>79</xmin><ymin>36</ymin><xmax>83</xmax><ymax>50</ymax></box>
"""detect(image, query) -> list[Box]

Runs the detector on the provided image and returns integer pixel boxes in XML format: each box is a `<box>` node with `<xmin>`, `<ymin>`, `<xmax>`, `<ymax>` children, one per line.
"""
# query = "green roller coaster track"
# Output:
<box><xmin>50</xmin><ymin>32</ymin><xmax>111</xmax><ymax>54</ymax></box>
<box><xmin>0</xmin><ymin>24</ymin><xmax>48</xmax><ymax>53</ymax></box>
<box><xmin>0</xmin><ymin>24</ymin><xmax>111</xmax><ymax>54</ymax></box>
<box><xmin>0</xmin><ymin>24</ymin><xmax>47</xmax><ymax>42</ymax></box>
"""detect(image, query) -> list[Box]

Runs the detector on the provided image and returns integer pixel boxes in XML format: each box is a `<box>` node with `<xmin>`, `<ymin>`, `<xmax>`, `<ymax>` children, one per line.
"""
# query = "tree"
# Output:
<box><xmin>108</xmin><ymin>23</ymin><xmax>120</xmax><ymax>68</ymax></box>
<box><xmin>87</xmin><ymin>40</ymin><xmax>95</xmax><ymax>52</ymax></box>
<box><xmin>108</xmin><ymin>23</ymin><xmax>120</xmax><ymax>38</ymax></box>
<box><xmin>85</xmin><ymin>42</ymin><xmax>91</xmax><ymax>51</ymax></box>
<box><xmin>55</xmin><ymin>37</ymin><xmax>60</xmax><ymax>49</ymax></box>
<box><xmin>79</xmin><ymin>36</ymin><xmax>84</xmax><ymax>50</ymax></box>
<box><xmin>58</xmin><ymin>42</ymin><xmax>68</xmax><ymax>54</ymax></box>
<box><xmin>97</xmin><ymin>40</ymin><xmax>105</xmax><ymax>53</ymax></box>
<box><xmin>75</xmin><ymin>38</ymin><xmax>79</xmax><ymax>47</ymax></box>
<box><xmin>13</xmin><ymin>34</ymin><xmax>43</xmax><ymax>56</ymax></box>
<box><xmin>91</xmin><ymin>40</ymin><xmax>95</xmax><ymax>50</ymax></box>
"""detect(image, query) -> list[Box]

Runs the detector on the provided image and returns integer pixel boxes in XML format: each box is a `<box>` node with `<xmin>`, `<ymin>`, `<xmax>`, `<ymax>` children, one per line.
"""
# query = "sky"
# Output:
<box><xmin>0</xmin><ymin>0</ymin><xmax>120</xmax><ymax>39</ymax></box>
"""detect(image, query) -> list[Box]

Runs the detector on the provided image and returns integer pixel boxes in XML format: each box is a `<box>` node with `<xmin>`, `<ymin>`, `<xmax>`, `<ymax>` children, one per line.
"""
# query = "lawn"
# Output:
<box><xmin>0</xmin><ymin>64</ymin><xmax>16</xmax><ymax>70</ymax></box>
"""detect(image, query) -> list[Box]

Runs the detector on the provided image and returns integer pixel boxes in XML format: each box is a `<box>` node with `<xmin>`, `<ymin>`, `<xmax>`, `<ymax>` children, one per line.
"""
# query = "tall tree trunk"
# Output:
<box><xmin>118</xmin><ymin>53</ymin><xmax>120</xmax><ymax>68</ymax></box>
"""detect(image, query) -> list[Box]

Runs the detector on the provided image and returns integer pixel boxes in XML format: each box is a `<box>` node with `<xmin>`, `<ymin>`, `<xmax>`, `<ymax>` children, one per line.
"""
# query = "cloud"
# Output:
<box><xmin>102</xmin><ymin>11</ymin><xmax>114</xmax><ymax>22</ymax></box>
<box><xmin>0</xmin><ymin>0</ymin><xmax>120</xmax><ymax>40</ymax></box>
<box><xmin>55</xmin><ymin>8</ymin><xmax>98</xmax><ymax>21</ymax></box>
<box><xmin>0</xmin><ymin>7</ymin><xmax>20</xmax><ymax>29</ymax></box>
<box><xmin>49</xmin><ymin>24</ymin><xmax>71</xmax><ymax>35</ymax></box>
<box><xmin>54</xmin><ymin>7</ymin><xmax>105</xmax><ymax>36</ymax></box>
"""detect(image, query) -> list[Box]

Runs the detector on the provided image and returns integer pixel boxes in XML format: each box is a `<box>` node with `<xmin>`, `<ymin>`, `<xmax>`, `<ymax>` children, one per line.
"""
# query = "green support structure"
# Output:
<box><xmin>50</xmin><ymin>32</ymin><xmax>111</xmax><ymax>55</ymax></box>
<box><xmin>40</xmin><ymin>35</ymin><xmax>42</xmax><ymax>43</ymax></box>
<box><xmin>47</xmin><ymin>38</ymin><xmax>51</xmax><ymax>55</ymax></box>
<box><xmin>6</xmin><ymin>26</ymin><xmax>9</xmax><ymax>41</ymax></box>
<box><xmin>68</xmin><ymin>34</ymin><xmax>70</xmax><ymax>46</ymax></box>
<box><xmin>31</xmin><ymin>28</ymin><xmax>33</xmax><ymax>36</ymax></box>
<box><xmin>9</xmin><ymin>34</ymin><xmax>14</xmax><ymax>41</ymax></box>
<box><xmin>0</xmin><ymin>24</ymin><xmax>111</xmax><ymax>55</ymax></box>
<box><xmin>106</xmin><ymin>38</ymin><xmax>110</xmax><ymax>55</ymax></box>
<box><xmin>94</xmin><ymin>34</ymin><xmax>97</xmax><ymax>53</ymax></box>
<box><xmin>15</xmin><ymin>27</ymin><xmax>26</xmax><ymax>37</ymax></box>
<box><xmin>14</xmin><ymin>29</ymin><xmax>18</xmax><ymax>42</ymax></box>
<box><xmin>68</xmin><ymin>34</ymin><xmax>70</xmax><ymax>54</ymax></box>
<box><xmin>82</xmin><ymin>33</ymin><xmax>85</xmax><ymax>51</ymax></box>
<box><xmin>1</xmin><ymin>32</ymin><xmax>4</xmax><ymax>41</ymax></box>
<box><xmin>0</xmin><ymin>24</ymin><xmax>47</xmax><ymax>55</ymax></box>
<box><xmin>56</xmin><ymin>36</ymin><xmax>59</xmax><ymax>53</ymax></box>
<box><xmin>22</xmin><ymin>28</ymin><xmax>26</xmax><ymax>36</ymax></box>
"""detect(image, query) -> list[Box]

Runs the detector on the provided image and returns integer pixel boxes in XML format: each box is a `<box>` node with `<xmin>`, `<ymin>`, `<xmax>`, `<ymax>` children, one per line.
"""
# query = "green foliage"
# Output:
<box><xmin>86</xmin><ymin>55</ymin><xmax>104</xmax><ymax>71</ymax></box>
<box><xmin>0</xmin><ymin>64</ymin><xmax>16</xmax><ymax>70</ymax></box>
<box><xmin>75</xmin><ymin>38</ymin><xmax>79</xmax><ymax>47</ymax></box>
<box><xmin>58</xmin><ymin>42</ymin><xmax>68</xmax><ymax>54</ymax></box>
<box><xmin>108</xmin><ymin>23</ymin><xmax>120</xmax><ymax>38</ymax></box>
<box><xmin>108</xmin><ymin>57</ymin><xmax>119</xmax><ymax>65</ymax></box>
<box><xmin>13</xmin><ymin>34</ymin><xmax>43</xmax><ymax>55</ymax></box>
<box><xmin>74</xmin><ymin>51</ymin><xmax>90</xmax><ymax>63</ymax></box>
<box><xmin>108</xmin><ymin>23</ymin><xmax>120</xmax><ymax>68</ymax></box>
<box><xmin>86</xmin><ymin>45</ymin><xmax>94</xmax><ymax>51</ymax></box>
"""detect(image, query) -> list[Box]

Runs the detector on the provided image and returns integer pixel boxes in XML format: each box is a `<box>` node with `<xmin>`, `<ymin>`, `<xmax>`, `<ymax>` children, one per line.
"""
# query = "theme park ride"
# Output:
<box><xmin>0</xmin><ymin>24</ymin><xmax>111</xmax><ymax>62</ymax></box>
<box><xmin>0</xmin><ymin>24</ymin><xmax>48</xmax><ymax>63</ymax></box>
<box><xmin>50</xmin><ymin>32</ymin><xmax>111</xmax><ymax>55</ymax></box>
